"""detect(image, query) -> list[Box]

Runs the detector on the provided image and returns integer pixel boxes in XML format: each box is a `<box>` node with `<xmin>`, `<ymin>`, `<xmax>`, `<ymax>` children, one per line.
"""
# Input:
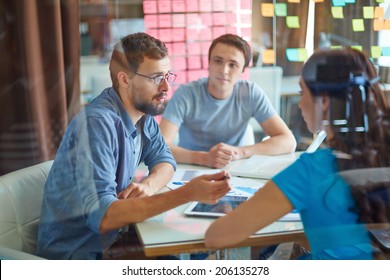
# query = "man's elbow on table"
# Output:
<box><xmin>204</xmin><ymin>227</ymin><xmax>233</xmax><ymax>249</ymax></box>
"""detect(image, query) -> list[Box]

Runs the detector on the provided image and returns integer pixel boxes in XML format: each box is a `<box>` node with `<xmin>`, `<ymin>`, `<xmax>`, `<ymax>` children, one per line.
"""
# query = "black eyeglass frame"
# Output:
<box><xmin>134</xmin><ymin>72</ymin><xmax>177</xmax><ymax>85</ymax></box>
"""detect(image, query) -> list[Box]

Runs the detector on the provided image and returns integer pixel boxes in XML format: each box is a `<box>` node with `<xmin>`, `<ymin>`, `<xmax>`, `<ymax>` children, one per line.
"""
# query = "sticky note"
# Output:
<box><xmin>159</xmin><ymin>14</ymin><xmax>172</xmax><ymax>28</ymax></box>
<box><xmin>201</xmin><ymin>41</ymin><xmax>211</xmax><ymax>55</ymax></box>
<box><xmin>332</xmin><ymin>0</ymin><xmax>345</xmax><ymax>6</ymax></box>
<box><xmin>331</xmin><ymin>7</ymin><xmax>344</xmax><ymax>19</ymax></box>
<box><xmin>144</xmin><ymin>15</ymin><xmax>158</xmax><ymax>28</ymax></box>
<box><xmin>212</xmin><ymin>0</ymin><xmax>225</xmax><ymax>11</ymax></box>
<box><xmin>143</xmin><ymin>1</ymin><xmax>157</xmax><ymax>14</ymax></box>
<box><xmin>171</xmin><ymin>0</ymin><xmax>185</xmax><ymax>13</ymax></box>
<box><xmin>385</xmin><ymin>20</ymin><xmax>390</xmax><ymax>30</ymax></box>
<box><xmin>185</xmin><ymin>0</ymin><xmax>198</xmax><ymax>12</ymax></box>
<box><xmin>173</xmin><ymin>42</ymin><xmax>186</xmax><ymax>56</ymax></box>
<box><xmin>187</xmin><ymin>56</ymin><xmax>202</xmax><ymax>70</ymax></box>
<box><xmin>240</xmin><ymin>0</ymin><xmax>251</xmax><ymax>9</ymax></box>
<box><xmin>159</xmin><ymin>29</ymin><xmax>172</xmax><ymax>42</ymax></box>
<box><xmin>345</xmin><ymin>0</ymin><xmax>355</xmax><ymax>3</ymax></box>
<box><xmin>158</xmin><ymin>1</ymin><xmax>171</xmax><ymax>13</ymax></box>
<box><xmin>363</xmin><ymin>7</ymin><xmax>374</xmax><ymax>19</ymax></box>
<box><xmin>186</xmin><ymin>28</ymin><xmax>199</xmax><ymax>41</ymax></box>
<box><xmin>352</xmin><ymin>19</ymin><xmax>365</xmax><ymax>32</ymax></box>
<box><xmin>371</xmin><ymin>46</ymin><xmax>382</xmax><ymax>58</ymax></box>
<box><xmin>187</xmin><ymin>42</ymin><xmax>201</xmax><ymax>55</ymax></box>
<box><xmin>261</xmin><ymin>3</ymin><xmax>274</xmax><ymax>17</ymax></box>
<box><xmin>382</xmin><ymin>47</ymin><xmax>390</xmax><ymax>56</ymax></box>
<box><xmin>286</xmin><ymin>16</ymin><xmax>300</xmax><ymax>28</ymax></box>
<box><xmin>373</xmin><ymin>19</ymin><xmax>385</xmax><ymax>31</ymax></box>
<box><xmin>212</xmin><ymin>26</ymin><xmax>226</xmax><ymax>38</ymax></box>
<box><xmin>226</xmin><ymin>13</ymin><xmax>237</xmax><ymax>24</ymax></box>
<box><xmin>288</xmin><ymin>0</ymin><xmax>300</xmax><ymax>3</ymax></box>
<box><xmin>200</xmin><ymin>0</ymin><xmax>212</xmax><ymax>12</ymax></box>
<box><xmin>314</xmin><ymin>0</ymin><xmax>324</xmax><ymax>2</ymax></box>
<box><xmin>275</xmin><ymin>3</ymin><xmax>287</xmax><ymax>17</ymax></box>
<box><xmin>213</xmin><ymin>13</ymin><xmax>227</xmax><ymax>26</ymax></box>
<box><xmin>186</xmin><ymin>13</ymin><xmax>199</xmax><ymax>26</ymax></box>
<box><xmin>351</xmin><ymin>45</ymin><xmax>363</xmax><ymax>52</ymax></box>
<box><xmin>172</xmin><ymin>14</ymin><xmax>185</xmax><ymax>27</ymax></box>
<box><xmin>376</xmin><ymin>0</ymin><xmax>384</xmax><ymax>3</ymax></box>
<box><xmin>262</xmin><ymin>49</ymin><xmax>275</xmax><ymax>64</ymax></box>
<box><xmin>200</xmin><ymin>13</ymin><xmax>212</xmax><ymax>26</ymax></box>
<box><xmin>241</xmin><ymin>14</ymin><xmax>252</xmax><ymax>25</ymax></box>
<box><xmin>286</xmin><ymin>48</ymin><xmax>307</xmax><ymax>62</ymax></box>
<box><xmin>173</xmin><ymin>57</ymin><xmax>187</xmax><ymax>70</ymax></box>
<box><xmin>374</xmin><ymin>7</ymin><xmax>385</xmax><ymax>19</ymax></box>
<box><xmin>172</xmin><ymin>28</ymin><xmax>185</xmax><ymax>41</ymax></box>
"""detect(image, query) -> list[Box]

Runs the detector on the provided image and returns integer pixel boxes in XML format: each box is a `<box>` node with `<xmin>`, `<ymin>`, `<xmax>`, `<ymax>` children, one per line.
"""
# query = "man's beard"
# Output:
<box><xmin>134</xmin><ymin>93</ymin><xmax>167</xmax><ymax>116</ymax></box>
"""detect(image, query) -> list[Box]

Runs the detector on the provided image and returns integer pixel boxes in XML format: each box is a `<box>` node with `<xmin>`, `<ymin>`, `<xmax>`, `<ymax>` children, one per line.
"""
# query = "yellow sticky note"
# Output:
<box><xmin>314</xmin><ymin>0</ymin><xmax>324</xmax><ymax>3</ymax></box>
<box><xmin>286</xmin><ymin>16</ymin><xmax>300</xmax><ymax>28</ymax></box>
<box><xmin>331</xmin><ymin>7</ymin><xmax>344</xmax><ymax>19</ymax></box>
<box><xmin>352</xmin><ymin>19</ymin><xmax>365</xmax><ymax>32</ymax></box>
<box><xmin>351</xmin><ymin>45</ymin><xmax>363</xmax><ymax>52</ymax></box>
<box><xmin>262</xmin><ymin>50</ymin><xmax>275</xmax><ymax>64</ymax></box>
<box><xmin>373</xmin><ymin>19</ymin><xmax>385</xmax><ymax>31</ymax></box>
<box><xmin>371</xmin><ymin>46</ymin><xmax>382</xmax><ymax>58</ymax></box>
<box><xmin>376</xmin><ymin>0</ymin><xmax>384</xmax><ymax>3</ymax></box>
<box><xmin>261</xmin><ymin>3</ymin><xmax>274</xmax><ymax>17</ymax></box>
<box><xmin>297</xmin><ymin>49</ymin><xmax>308</xmax><ymax>61</ymax></box>
<box><xmin>288</xmin><ymin>0</ymin><xmax>301</xmax><ymax>3</ymax></box>
<box><xmin>363</xmin><ymin>7</ymin><xmax>374</xmax><ymax>19</ymax></box>
<box><xmin>374</xmin><ymin>7</ymin><xmax>384</xmax><ymax>19</ymax></box>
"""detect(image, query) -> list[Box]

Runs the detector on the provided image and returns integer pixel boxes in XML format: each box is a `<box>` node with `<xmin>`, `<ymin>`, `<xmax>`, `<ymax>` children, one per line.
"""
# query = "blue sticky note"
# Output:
<box><xmin>286</xmin><ymin>48</ymin><xmax>299</xmax><ymax>62</ymax></box>
<box><xmin>382</xmin><ymin>47</ymin><xmax>390</xmax><ymax>56</ymax></box>
<box><xmin>332</xmin><ymin>0</ymin><xmax>345</xmax><ymax>6</ymax></box>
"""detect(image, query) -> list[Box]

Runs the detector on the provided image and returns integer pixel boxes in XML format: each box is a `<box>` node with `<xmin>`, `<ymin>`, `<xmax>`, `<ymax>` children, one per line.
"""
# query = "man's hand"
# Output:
<box><xmin>118</xmin><ymin>182</ymin><xmax>153</xmax><ymax>199</ymax></box>
<box><xmin>205</xmin><ymin>143</ymin><xmax>247</xmax><ymax>168</ymax></box>
<box><xmin>183</xmin><ymin>170</ymin><xmax>232</xmax><ymax>204</ymax></box>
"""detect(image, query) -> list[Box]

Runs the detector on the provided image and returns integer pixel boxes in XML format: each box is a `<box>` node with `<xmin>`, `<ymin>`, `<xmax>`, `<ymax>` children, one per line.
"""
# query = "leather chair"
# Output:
<box><xmin>0</xmin><ymin>160</ymin><xmax>53</xmax><ymax>259</ymax></box>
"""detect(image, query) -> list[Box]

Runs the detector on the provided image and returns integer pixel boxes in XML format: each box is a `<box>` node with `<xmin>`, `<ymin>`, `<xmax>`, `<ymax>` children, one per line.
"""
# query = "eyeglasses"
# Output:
<box><xmin>134</xmin><ymin>72</ymin><xmax>177</xmax><ymax>85</ymax></box>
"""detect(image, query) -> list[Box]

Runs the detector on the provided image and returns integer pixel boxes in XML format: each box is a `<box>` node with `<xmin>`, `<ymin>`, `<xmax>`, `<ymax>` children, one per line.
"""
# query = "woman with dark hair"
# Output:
<box><xmin>205</xmin><ymin>48</ymin><xmax>390</xmax><ymax>260</ymax></box>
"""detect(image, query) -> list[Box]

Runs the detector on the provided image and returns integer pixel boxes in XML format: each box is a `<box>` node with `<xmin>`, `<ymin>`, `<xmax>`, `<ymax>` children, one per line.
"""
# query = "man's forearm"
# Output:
<box><xmin>142</xmin><ymin>162</ymin><xmax>175</xmax><ymax>193</ymax></box>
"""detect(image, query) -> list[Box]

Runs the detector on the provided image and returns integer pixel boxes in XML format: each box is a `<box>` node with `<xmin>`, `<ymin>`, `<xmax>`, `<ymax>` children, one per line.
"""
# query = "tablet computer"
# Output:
<box><xmin>184</xmin><ymin>195</ymin><xmax>249</xmax><ymax>218</ymax></box>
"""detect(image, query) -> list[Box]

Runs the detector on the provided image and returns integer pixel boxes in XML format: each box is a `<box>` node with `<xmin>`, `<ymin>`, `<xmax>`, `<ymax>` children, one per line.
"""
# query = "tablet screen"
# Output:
<box><xmin>184</xmin><ymin>195</ymin><xmax>248</xmax><ymax>217</ymax></box>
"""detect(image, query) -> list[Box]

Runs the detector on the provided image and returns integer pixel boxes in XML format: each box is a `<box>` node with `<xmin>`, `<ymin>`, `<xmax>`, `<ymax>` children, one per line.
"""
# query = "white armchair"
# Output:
<box><xmin>0</xmin><ymin>160</ymin><xmax>53</xmax><ymax>260</ymax></box>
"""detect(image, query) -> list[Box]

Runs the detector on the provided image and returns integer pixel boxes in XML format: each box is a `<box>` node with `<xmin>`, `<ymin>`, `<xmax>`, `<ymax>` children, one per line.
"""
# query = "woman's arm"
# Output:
<box><xmin>205</xmin><ymin>180</ymin><xmax>294</xmax><ymax>248</ymax></box>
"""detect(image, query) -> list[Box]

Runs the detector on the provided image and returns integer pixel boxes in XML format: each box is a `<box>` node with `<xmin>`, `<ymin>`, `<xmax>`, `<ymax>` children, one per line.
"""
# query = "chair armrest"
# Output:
<box><xmin>0</xmin><ymin>246</ymin><xmax>46</xmax><ymax>260</ymax></box>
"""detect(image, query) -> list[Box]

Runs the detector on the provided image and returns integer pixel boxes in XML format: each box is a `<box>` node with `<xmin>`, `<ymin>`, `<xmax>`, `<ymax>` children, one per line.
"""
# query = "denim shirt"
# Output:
<box><xmin>36</xmin><ymin>87</ymin><xmax>176</xmax><ymax>259</ymax></box>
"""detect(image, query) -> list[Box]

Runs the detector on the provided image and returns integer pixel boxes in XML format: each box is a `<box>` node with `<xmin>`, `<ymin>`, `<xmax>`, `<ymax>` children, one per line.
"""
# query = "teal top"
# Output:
<box><xmin>273</xmin><ymin>149</ymin><xmax>373</xmax><ymax>260</ymax></box>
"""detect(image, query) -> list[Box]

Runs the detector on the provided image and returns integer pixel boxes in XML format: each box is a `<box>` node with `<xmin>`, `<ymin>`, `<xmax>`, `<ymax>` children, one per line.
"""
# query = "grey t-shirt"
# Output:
<box><xmin>163</xmin><ymin>78</ymin><xmax>276</xmax><ymax>151</ymax></box>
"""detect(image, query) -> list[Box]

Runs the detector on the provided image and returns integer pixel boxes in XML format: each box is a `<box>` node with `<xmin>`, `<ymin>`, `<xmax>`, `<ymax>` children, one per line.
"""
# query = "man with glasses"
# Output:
<box><xmin>37</xmin><ymin>33</ymin><xmax>231</xmax><ymax>260</ymax></box>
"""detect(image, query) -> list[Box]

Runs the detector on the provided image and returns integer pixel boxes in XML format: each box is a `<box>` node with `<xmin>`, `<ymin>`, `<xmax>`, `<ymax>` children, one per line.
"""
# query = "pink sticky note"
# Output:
<box><xmin>212</xmin><ymin>0</ymin><xmax>226</xmax><ymax>11</ymax></box>
<box><xmin>171</xmin><ymin>0</ymin><xmax>186</xmax><ymax>13</ymax></box>
<box><xmin>201</xmin><ymin>28</ymin><xmax>213</xmax><ymax>40</ymax></box>
<box><xmin>227</xmin><ymin>0</ymin><xmax>237</xmax><ymax>11</ymax></box>
<box><xmin>173</xmin><ymin>42</ymin><xmax>187</xmax><ymax>56</ymax></box>
<box><xmin>172</xmin><ymin>14</ymin><xmax>185</xmax><ymax>27</ymax></box>
<box><xmin>144</xmin><ymin>15</ymin><xmax>158</xmax><ymax>28</ymax></box>
<box><xmin>159</xmin><ymin>29</ymin><xmax>172</xmax><ymax>43</ymax></box>
<box><xmin>172</xmin><ymin>28</ymin><xmax>185</xmax><ymax>41</ymax></box>
<box><xmin>186</xmin><ymin>13</ymin><xmax>199</xmax><ymax>26</ymax></box>
<box><xmin>226</xmin><ymin>13</ymin><xmax>237</xmax><ymax>24</ymax></box>
<box><xmin>187</xmin><ymin>42</ymin><xmax>201</xmax><ymax>55</ymax></box>
<box><xmin>240</xmin><ymin>0</ymin><xmax>252</xmax><ymax>9</ymax></box>
<box><xmin>173</xmin><ymin>57</ymin><xmax>187</xmax><ymax>70</ymax></box>
<box><xmin>200</xmin><ymin>0</ymin><xmax>212</xmax><ymax>12</ymax></box>
<box><xmin>212</xmin><ymin>26</ymin><xmax>226</xmax><ymax>38</ymax></box>
<box><xmin>200</xmin><ymin>13</ymin><xmax>213</xmax><ymax>26</ymax></box>
<box><xmin>146</xmin><ymin>29</ymin><xmax>158</xmax><ymax>39</ymax></box>
<box><xmin>187</xmin><ymin>70</ymin><xmax>206</xmax><ymax>81</ymax></box>
<box><xmin>158</xmin><ymin>1</ymin><xmax>171</xmax><ymax>13</ymax></box>
<box><xmin>165</xmin><ymin>43</ymin><xmax>173</xmax><ymax>55</ymax></box>
<box><xmin>226</xmin><ymin>26</ymin><xmax>237</xmax><ymax>34</ymax></box>
<box><xmin>186</xmin><ymin>28</ymin><xmax>200</xmax><ymax>40</ymax></box>
<box><xmin>143</xmin><ymin>1</ymin><xmax>157</xmax><ymax>14</ymax></box>
<box><xmin>159</xmin><ymin>14</ymin><xmax>172</xmax><ymax>28</ymax></box>
<box><xmin>185</xmin><ymin>0</ymin><xmax>199</xmax><ymax>12</ymax></box>
<box><xmin>187</xmin><ymin>56</ymin><xmax>202</xmax><ymax>70</ymax></box>
<box><xmin>213</xmin><ymin>13</ymin><xmax>227</xmax><ymax>26</ymax></box>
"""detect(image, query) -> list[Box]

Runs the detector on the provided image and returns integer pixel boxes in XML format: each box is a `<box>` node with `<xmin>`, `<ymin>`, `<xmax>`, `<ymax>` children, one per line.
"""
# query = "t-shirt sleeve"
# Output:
<box><xmin>249</xmin><ymin>82</ymin><xmax>277</xmax><ymax>123</ymax></box>
<box><xmin>272</xmin><ymin>152</ymin><xmax>319</xmax><ymax>211</ymax></box>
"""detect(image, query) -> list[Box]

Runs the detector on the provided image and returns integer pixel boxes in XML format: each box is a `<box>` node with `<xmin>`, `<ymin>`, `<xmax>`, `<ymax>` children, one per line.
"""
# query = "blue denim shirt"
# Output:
<box><xmin>36</xmin><ymin>87</ymin><xmax>176</xmax><ymax>259</ymax></box>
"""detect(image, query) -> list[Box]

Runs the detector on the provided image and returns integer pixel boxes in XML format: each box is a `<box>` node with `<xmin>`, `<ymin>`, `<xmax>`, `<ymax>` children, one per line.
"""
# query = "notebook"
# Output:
<box><xmin>227</xmin><ymin>130</ymin><xmax>326</xmax><ymax>179</ymax></box>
